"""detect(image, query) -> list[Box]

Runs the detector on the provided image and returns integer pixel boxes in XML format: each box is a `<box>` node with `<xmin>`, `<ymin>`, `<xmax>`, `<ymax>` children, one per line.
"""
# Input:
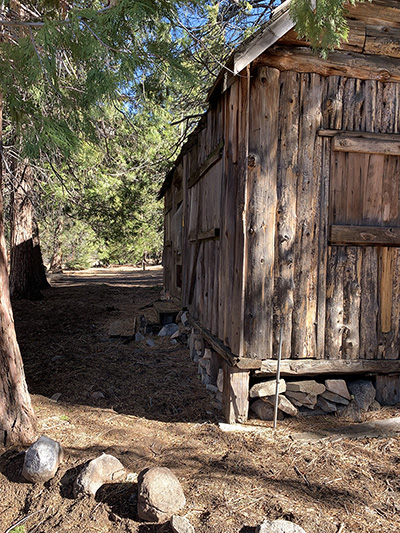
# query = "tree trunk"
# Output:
<box><xmin>9</xmin><ymin>162</ymin><xmax>43</xmax><ymax>300</ymax></box>
<box><xmin>0</xmin><ymin>93</ymin><xmax>37</xmax><ymax>446</ymax></box>
<box><xmin>32</xmin><ymin>217</ymin><xmax>50</xmax><ymax>290</ymax></box>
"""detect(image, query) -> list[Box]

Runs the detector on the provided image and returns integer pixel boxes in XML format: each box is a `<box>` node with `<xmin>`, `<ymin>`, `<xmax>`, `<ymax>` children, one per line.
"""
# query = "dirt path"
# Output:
<box><xmin>1</xmin><ymin>266</ymin><xmax>400</xmax><ymax>532</ymax></box>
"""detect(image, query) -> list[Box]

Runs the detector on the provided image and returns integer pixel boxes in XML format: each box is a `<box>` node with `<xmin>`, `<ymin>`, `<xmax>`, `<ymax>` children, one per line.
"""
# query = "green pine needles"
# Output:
<box><xmin>290</xmin><ymin>0</ymin><xmax>372</xmax><ymax>57</ymax></box>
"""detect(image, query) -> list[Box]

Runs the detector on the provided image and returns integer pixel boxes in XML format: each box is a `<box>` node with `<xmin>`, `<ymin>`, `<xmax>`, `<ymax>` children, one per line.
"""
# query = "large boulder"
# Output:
<box><xmin>22</xmin><ymin>436</ymin><xmax>63</xmax><ymax>483</ymax></box>
<box><xmin>263</xmin><ymin>395</ymin><xmax>298</xmax><ymax>417</ymax></box>
<box><xmin>324</xmin><ymin>379</ymin><xmax>351</xmax><ymax>400</ymax></box>
<box><xmin>250</xmin><ymin>400</ymin><xmax>284</xmax><ymax>421</ymax></box>
<box><xmin>286</xmin><ymin>381</ymin><xmax>325</xmax><ymax>395</ymax></box>
<box><xmin>256</xmin><ymin>519</ymin><xmax>306</xmax><ymax>532</ymax></box>
<box><xmin>137</xmin><ymin>467</ymin><xmax>186</xmax><ymax>522</ymax></box>
<box><xmin>74</xmin><ymin>454</ymin><xmax>126</xmax><ymax>497</ymax></box>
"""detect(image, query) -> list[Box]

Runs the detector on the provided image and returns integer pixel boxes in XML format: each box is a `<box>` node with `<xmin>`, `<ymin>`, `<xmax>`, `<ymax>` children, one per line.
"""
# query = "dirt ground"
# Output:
<box><xmin>1</xmin><ymin>266</ymin><xmax>400</xmax><ymax>533</ymax></box>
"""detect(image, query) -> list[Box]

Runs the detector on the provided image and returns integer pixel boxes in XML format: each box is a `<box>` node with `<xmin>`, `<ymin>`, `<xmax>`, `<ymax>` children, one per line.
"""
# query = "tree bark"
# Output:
<box><xmin>32</xmin><ymin>217</ymin><xmax>50</xmax><ymax>289</ymax></box>
<box><xmin>9</xmin><ymin>162</ymin><xmax>43</xmax><ymax>300</ymax></box>
<box><xmin>0</xmin><ymin>93</ymin><xmax>37</xmax><ymax>446</ymax></box>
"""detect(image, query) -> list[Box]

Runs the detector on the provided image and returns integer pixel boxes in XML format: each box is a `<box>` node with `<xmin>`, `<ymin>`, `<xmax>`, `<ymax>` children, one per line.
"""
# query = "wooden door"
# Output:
<box><xmin>328</xmin><ymin>132</ymin><xmax>400</xmax><ymax>359</ymax></box>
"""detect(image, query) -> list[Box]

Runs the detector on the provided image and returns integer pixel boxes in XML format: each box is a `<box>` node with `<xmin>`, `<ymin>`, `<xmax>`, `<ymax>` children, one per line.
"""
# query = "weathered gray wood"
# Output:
<box><xmin>187</xmin><ymin>141</ymin><xmax>224</xmax><ymax>189</ymax></box>
<box><xmin>273</xmin><ymin>70</ymin><xmax>299</xmax><ymax>359</ymax></box>
<box><xmin>375</xmin><ymin>374</ymin><xmax>400</xmax><ymax>405</ymax></box>
<box><xmin>256</xmin><ymin>359</ymin><xmax>400</xmax><ymax>377</ymax></box>
<box><xmin>360</xmin><ymin>247</ymin><xmax>379</xmax><ymax>359</ymax></box>
<box><xmin>332</xmin><ymin>132</ymin><xmax>400</xmax><ymax>155</ymax></box>
<box><xmin>330</xmin><ymin>225</ymin><xmax>400</xmax><ymax>246</ymax></box>
<box><xmin>342</xmin><ymin>247</ymin><xmax>362</xmax><ymax>360</ymax></box>
<box><xmin>222</xmin><ymin>361</ymin><xmax>250</xmax><ymax>423</ymax></box>
<box><xmin>325</xmin><ymin>246</ymin><xmax>345</xmax><ymax>360</ymax></box>
<box><xmin>292</xmin><ymin>73</ymin><xmax>322</xmax><ymax>358</ymax></box>
<box><xmin>244</xmin><ymin>67</ymin><xmax>279</xmax><ymax>359</ymax></box>
<box><xmin>255</xmin><ymin>46</ymin><xmax>400</xmax><ymax>83</ymax></box>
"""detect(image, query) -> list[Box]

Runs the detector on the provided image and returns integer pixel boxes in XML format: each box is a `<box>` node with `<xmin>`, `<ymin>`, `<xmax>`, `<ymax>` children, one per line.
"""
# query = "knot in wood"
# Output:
<box><xmin>248</xmin><ymin>154</ymin><xmax>258</xmax><ymax>168</ymax></box>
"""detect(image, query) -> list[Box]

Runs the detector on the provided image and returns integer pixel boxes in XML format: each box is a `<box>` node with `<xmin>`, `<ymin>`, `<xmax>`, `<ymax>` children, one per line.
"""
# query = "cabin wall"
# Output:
<box><xmin>244</xmin><ymin>65</ymin><xmax>400</xmax><ymax>362</ymax></box>
<box><xmin>181</xmin><ymin>75</ymin><xmax>249</xmax><ymax>356</ymax></box>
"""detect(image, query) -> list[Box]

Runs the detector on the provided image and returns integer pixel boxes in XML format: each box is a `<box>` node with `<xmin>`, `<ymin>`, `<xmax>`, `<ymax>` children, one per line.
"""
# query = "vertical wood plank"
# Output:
<box><xmin>325</xmin><ymin>246</ymin><xmax>345</xmax><ymax>359</ymax></box>
<box><xmin>342</xmin><ymin>247</ymin><xmax>362</xmax><ymax>359</ymax></box>
<box><xmin>222</xmin><ymin>361</ymin><xmax>249</xmax><ymax>423</ymax></box>
<box><xmin>244</xmin><ymin>67</ymin><xmax>280</xmax><ymax>359</ymax></box>
<box><xmin>273</xmin><ymin>71</ymin><xmax>300</xmax><ymax>359</ymax></box>
<box><xmin>359</xmin><ymin>246</ymin><xmax>379</xmax><ymax>359</ymax></box>
<box><xmin>292</xmin><ymin>73</ymin><xmax>323</xmax><ymax>358</ymax></box>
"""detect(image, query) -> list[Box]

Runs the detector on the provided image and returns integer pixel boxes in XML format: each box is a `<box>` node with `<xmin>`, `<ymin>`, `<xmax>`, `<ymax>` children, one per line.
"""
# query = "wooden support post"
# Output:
<box><xmin>222</xmin><ymin>361</ymin><xmax>250</xmax><ymax>423</ymax></box>
<box><xmin>375</xmin><ymin>374</ymin><xmax>400</xmax><ymax>406</ymax></box>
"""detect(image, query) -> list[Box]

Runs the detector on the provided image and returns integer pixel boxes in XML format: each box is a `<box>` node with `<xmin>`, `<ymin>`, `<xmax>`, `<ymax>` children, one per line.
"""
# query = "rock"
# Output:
<box><xmin>325</xmin><ymin>379</ymin><xmax>351</xmax><ymax>400</ymax></box>
<box><xmin>171</xmin><ymin>515</ymin><xmax>195</xmax><ymax>533</ymax></box>
<box><xmin>285</xmin><ymin>391</ymin><xmax>317</xmax><ymax>408</ymax></box>
<box><xmin>320</xmin><ymin>391</ymin><xmax>350</xmax><ymax>405</ymax></box>
<box><xmin>217</xmin><ymin>369</ymin><xmax>224</xmax><ymax>392</ymax></box>
<box><xmin>298</xmin><ymin>406</ymin><xmax>326</xmax><ymax>417</ymax></box>
<box><xmin>206</xmin><ymin>384</ymin><xmax>219</xmax><ymax>394</ymax></box>
<box><xmin>181</xmin><ymin>311</ymin><xmax>189</xmax><ymax>327</ymax></box>
<box><xmin>137</xmin><ymin>467</ymin><xmax>186</xmax><ymax>522</ymax></box>
<box><xmin>263</xmin><ymin>395</ymin><xmax>298</xmax><ymax>416</ymax></box>
<box><xmin>135</xmin><ymin>332</ymin><xmax>145</xmax><ymax>342</ymax></box>
<box><xmin>256</xmin><ymin>518</ymin><xmax>306</xmax><ymax>532</ymax></box>
<box><xmin>22</xmin><ymin>436</ymin><xmax>63</xmax><ymax>483</ymax></box>
<box><xmin>286</xmin><ymin>380</ymin><xmax>325</xmax><ymax>395</ymax></box>
<box><xmin>369</xmin><ymin>399</ymin><xmax>381</xmax><ymax>412</ymax></box>
<box><xmin>158</xmin><ymin>323</ymin><xmax>179</xmax><ymax>337</ymax></box>
<box><xmin>171</xmin><ymin>339</ymin><xmax>178</xmax><ymax>345</ymax></box>
<box><xmin>146</xmin><ymin>339</ymin><xmax>155</xmax><ymax>347</ymax></box>
<box><xmin>171</xmin><ymin>329</ymin><xmax>181</xmax><ymax>339</ymax></box>
<box><xmin>49</xmin><ymin>393</ymin><xmax>62</xmax><ymax>402</ymax></box>
<box><xmin>199</xmin><ymin>358</ymin><xmax>211</xmax><ymax>374</ymax></box>
<box><xmin>250</xmin><ymin>400</ymin><xmax>284</xmax><ymax>421</ymax></box>
<box><xmin>316</xmin><ymin>396</ymin><xmax>337</xmax><ymax>413</ymax></box>
<box><xmin>250</xmin><ymin>379</ymin><xmax>286</xmax><ymax>398</ymax></box>
<box><xmin>203</xmin><ymin>348</ymin><xmax>212</xmax><ymax>360</ymax></box>
<box><xmin>74</xmin><ymin>454</ymin><xmax>126</xmax><ymax>497</ymax></box>
<box><xmin>91</xmin><ymin>391</ymin><xmax>105</xmax><ymax>400</ymax></box>
<box><xmin>347</xmin><ymin>380</ymin><xmax>376</xmax><ymax>410</ymax></box>
<box><xmin>337</xmin><ymin>400</ymin><xmax>363</xmax><ymax>422</ymax></box>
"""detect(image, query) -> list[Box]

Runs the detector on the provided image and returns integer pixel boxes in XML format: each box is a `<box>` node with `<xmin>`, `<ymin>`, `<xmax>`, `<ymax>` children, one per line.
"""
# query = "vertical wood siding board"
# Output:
<box><xmin>381</xmin><ymin>83</ymin><xmax>396</xmax><ymax>133</ymax></box>
<box><xmin>388</xmin><ymin>249</ymin><xmax>400</xmax><ymax>359</ymax></box>
<box><xmin>316</xmin><ymin>136</ymin><xmax>331</xmax><ymax>359</ymax></box>
<box><xmin>345</xmin><ymin>153</ymin><xmax>364</xmax><ymax>224</ymax></box>
<box><xmin>362</xmin><ymin>80</ymin><xmax>377</xmax><ymax>132</ymax></box>
<box><xmin>223</xmin><ymin>82</ymin><xmax>239</xmax><ymax>349</ymax></box>
<box><xmin>342</xmin><ymin>78</ymin><xmax>356</xmax><ymax>131</ymax></box>
<box><xmin>382</xmin><ymin>156</ymin><xmax>399</xmax><ymax>225</ymax></box>
<box><xmin>359</xmin><ymin>246</ymin><xmax>379</xmax><ymax>359</ymax></box>
<box><xmin>363</xmin><ymin>154</ymin><xmax>385</xmax><ymax>225</ymax></box>
<box><xmin>236</xmin><ymin>69</ymin><xmax>250</xmax><ymax>357</ymax></box>
<box><xmin>342</xmin><ymin>247</ymin><xmax>361</xmax><ymax>360</ymax></box>
<box><xmin>182</xmin><ymin>155</ymin><xmax>190</xmax><ymax>307</ymax></box>
<box><xmin>219</xmin><ymin>89</ymin><xmax>232</xmax><ymax>341</ymax></box>
<box><xmin>244</xmin><ymin>67</ymin><xmax>279</xmax><ymax>360</ymax></box>
<box><xmin>273</xmin><ymin>71</ymin><xmax>300</xmax><ymax>359</ymax></box>
<box><xmin>325</xmin><ymin>246</ymin><xmax>345</xmax><ymax>359</ymax></box>
<box><xmin>378</xmin><ymin>247</ymin><xmax>394</xmax><ymax>357</ymax></box>
<box><xmin>292</xmin><ymin>73</ymin><xmax>322</xmax><ymax>359</ymax></box>
<box><xmin>322</xmin><ymin>76</ymin><xmax>345</xmax><ymax>130</ymax></box>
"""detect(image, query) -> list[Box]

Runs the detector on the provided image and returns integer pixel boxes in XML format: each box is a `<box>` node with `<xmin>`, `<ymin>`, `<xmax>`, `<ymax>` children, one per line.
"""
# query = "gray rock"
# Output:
<box><xmin>298</xmin><ymin>406</ymin><xmax>327</xmax><ymax>417</ymax></box>
<box><xmin>135</xmin><ymin>332</ymin><xmax>145</xmax><ymax>342</ymax></box>
<box><xmin>74</xmin><ymin>454</ymin><xmax>126</xmax><ymax>497</ymax></box>
<box><xmin>263</xmin><ymin>395</ymin><xmax>298</xmax><ymax>416</ymax></box>
<box><xmin>217</xmin><ymin>369</ymin><xmax>224</xmax><ymax>392</ymax></box>
<box><xmin>285</xmin><ymin>390</ymin><xmax>317</xmax><ymax>408</ymax></box>
<box><xmin>181</xmin><ymin>311</ymin><xmax>189</xmax><ymax>327</ymax></box>
<box><xmin>320</xmin><ymin>391</ymin><xmax>350</xmax><ymax>405</ymax></box>
<box><xmin>337</xmin><ymin>400</ymin><xmax>363</xmax><ymax>422</ymax></box>
<box><xmin>91</xmin><ymin>391</ymin><xmax>105</xmax><ymax>400</ymax></box>
<box><xmin>325</xmin><ymin>379</ymin><xmax>351</xmax><ymax>400</ymax></box>
<box><xmin>171</xmin><ymin>339</ymin><xmax>178</xmax><ymax>345</ymax></box>
<box><xmin>158</xmin><ymin>323</ymin><xmax>179</xmax><ymax>337</ymax></box>
<box><xmin>171</xmin><ymin>515</ymin><xmax>195</xmax><ymax>533</ymax></box>
<box><xmin>369</xmin><ymin>399</ymin><xmax>381</xmax><ymax>412</ymax></box>
<box><xmin>203</xmin><ymin>348</ymin><xmax>212</xmax><ymax>360</ymax></box>
<box><xmin>250</xmin><ymin>379</ymin><xmax>286</xmax><ymax>398</ymax></box>
<box><xmin>250</xmin><ymin>400</ymin><xmax>284</xmax><ymax>421</ymax></box>
<box><xmin>257</xmin><ymin>519</ymin><xmax>306</xmax><ymax>532</ymax></box>
<box><xmin>137</xmin><ymin>467</ymin><xmax>186</xmax><ymax>522</ymax></box>
<box><xmin>286</xmin><ymin>380</ymin><xmax>325</xmax><ymax>395</ymax></box>
<box><xmin>22</xmin><ymin>436</ymin><xmax>63</xmax><ymax>483</ymax></box>
<box><xmin>347</xmin><ymin>380</ymin><xmax>376</xmax><ymax>410</ymax></box>
<box><xmin>171</xmin><ymin>329</ymin><xmax>181</xmax><ymax>339</ymax></box>
<box><xmin>146</xmin><ymin>339</ymin><xmax>155</xmax><ymax>347</ymax></box>
<box><xmin>316</xmin><ymin>396</ymin><xmax>337</xmax><ymax>413</ymax></box>
<box><xmin>206</xmin><ymin>384</ymin><xmax>219</xmax><ymax>394</ymax></box>
<box><xmin>49</xmin><ymin>393</ymin><xmax>62</xmax><ymax>402</ymax></box>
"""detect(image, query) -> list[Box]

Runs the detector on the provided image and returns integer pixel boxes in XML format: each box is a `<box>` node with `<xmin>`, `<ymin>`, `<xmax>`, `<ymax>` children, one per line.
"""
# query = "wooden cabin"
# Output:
<box><xmin>160</xmin><ymin>0</ymin><xmax>400</xmax><ymax>422</ymax></box>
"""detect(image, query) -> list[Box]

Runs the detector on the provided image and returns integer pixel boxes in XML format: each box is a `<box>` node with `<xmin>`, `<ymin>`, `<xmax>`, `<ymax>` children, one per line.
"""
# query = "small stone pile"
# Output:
<box><xmin>250</xmin><ymin>378</ymin><xmax>379</xmax><ymax>421</ymax></box>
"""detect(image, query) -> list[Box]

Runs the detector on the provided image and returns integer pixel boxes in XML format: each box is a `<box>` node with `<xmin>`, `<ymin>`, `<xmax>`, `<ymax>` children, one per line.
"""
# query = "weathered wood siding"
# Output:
<box><xmin>244</xmin><ymin>67</ymin><xmax>400</xmax><ymax>361</ymax></box>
